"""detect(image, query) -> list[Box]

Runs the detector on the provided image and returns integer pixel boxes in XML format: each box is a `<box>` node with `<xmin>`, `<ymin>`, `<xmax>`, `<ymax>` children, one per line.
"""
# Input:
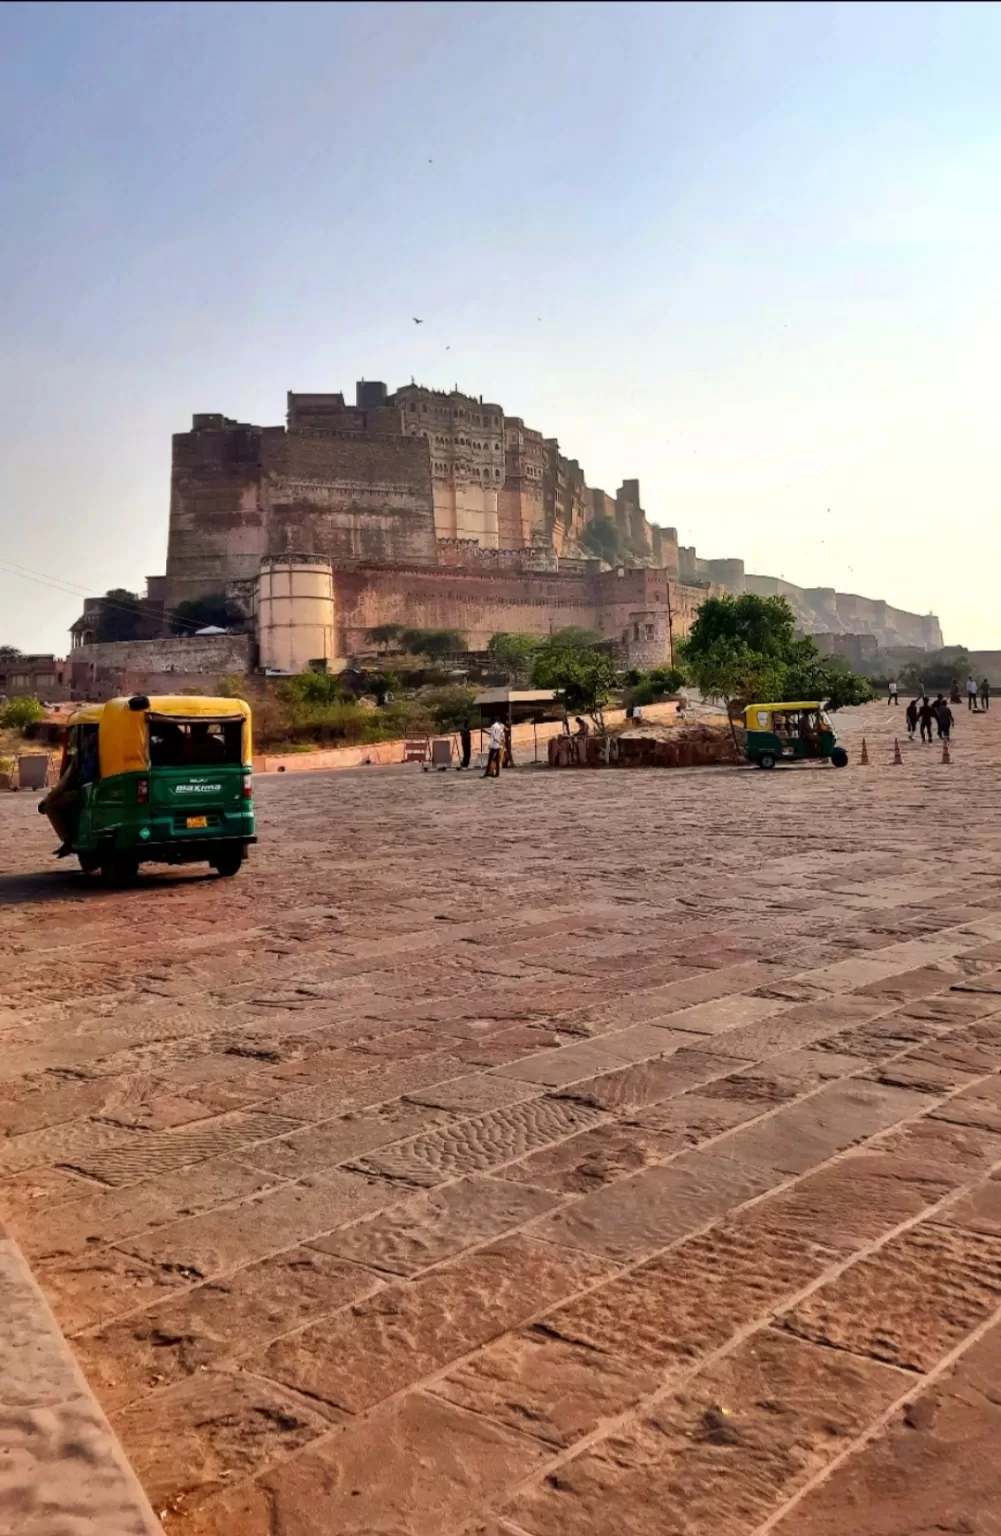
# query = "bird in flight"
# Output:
<box><xmin>413</xmin><ymin>317</ymin><xmax>423</xmax><ymax>324</ymax></box>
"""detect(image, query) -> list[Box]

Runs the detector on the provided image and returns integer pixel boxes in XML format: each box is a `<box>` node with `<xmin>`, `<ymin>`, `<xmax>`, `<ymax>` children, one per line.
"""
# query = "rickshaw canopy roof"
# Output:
<box><xmin>744</xmin><ymin>700</ymin><xmax>827</xmax><ymax>726</ymax></box>
<box><xmin>67</xmin><ymin>695</ymin><xmax>252</xmax><ymax>775</ymax></box>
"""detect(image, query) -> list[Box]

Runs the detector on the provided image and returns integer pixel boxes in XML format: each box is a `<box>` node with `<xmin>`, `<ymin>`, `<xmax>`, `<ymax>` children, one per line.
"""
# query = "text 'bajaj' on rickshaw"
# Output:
<box><xmin>743</xmin><ymin>700</ymin><xmax>849</xmax><ymax>770</ymax></box>
<box><xmin>40</xmin><ymin>694</ymin><xmax>256</xmax><ymax>883</ymax></box>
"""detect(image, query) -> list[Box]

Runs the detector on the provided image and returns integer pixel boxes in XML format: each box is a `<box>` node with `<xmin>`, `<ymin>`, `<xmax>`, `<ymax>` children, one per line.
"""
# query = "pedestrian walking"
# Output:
<box><xmin>967</xmin><ymin>676</ymin><xmax>979</xmax><ymax>711</ymax></box>
<box><xmin>950</xmin><ymin>680</ymin><xmax>962</xmax><ymax>704</ymax></box>
<box><xmin>482</xmin><ymin>718</ymin><xmax>505</xmax><ymax>778</ymax></box>
<box><xmin>887</xmin><ymin>679</ymin><xmax>899</xmax><ymax>706</ymax></box>
<box><xmin>938</xmin><ymin>699</ymin><xmax>955</xmax><ymax>740</ymax></box>
<box><xmin>918</xmin><ymin>695</ymin><xmax>936</xmax><ymax>743</ymax></box>
<box><xmin>905</xmin><ymin>698</ymin><xmax>919</xmax><ymax>740</ymax></box>
<box><xmin>457</xmin><ymin>719</ymin><xmax>472</xmax><ymax>771</ymax></box>
<box><xmin>981</xmin><ymin>678</ymin><xmax>991</xmax><ymax>712</ymax></box>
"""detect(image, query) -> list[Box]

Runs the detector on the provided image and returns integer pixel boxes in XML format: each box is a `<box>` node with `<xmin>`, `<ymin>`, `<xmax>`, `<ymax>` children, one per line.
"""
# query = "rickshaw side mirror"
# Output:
<box><xmin>128</xmin><ymin>695</ymin><xmax>151</xmax><ymax>712</ymax></box>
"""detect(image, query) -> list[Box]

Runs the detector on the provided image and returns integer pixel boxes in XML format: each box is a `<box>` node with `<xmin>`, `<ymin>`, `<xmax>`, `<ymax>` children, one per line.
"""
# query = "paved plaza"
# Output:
<box><xmin>3</xmin><ymin>700</ymin><xmax>1001</xmax><ymax>1535</ymax></box>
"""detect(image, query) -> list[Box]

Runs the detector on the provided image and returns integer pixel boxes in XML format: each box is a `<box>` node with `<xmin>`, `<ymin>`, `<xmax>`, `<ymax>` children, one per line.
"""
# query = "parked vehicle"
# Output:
<box><xmin>743</xmin><ymin>700</ymin><xmax>848</xmax><ymax>770</ymax></box>
<box><xmin>41</xmin><ymin>694</ymin><xmax>255</xmax><ymax>883</ymax></box>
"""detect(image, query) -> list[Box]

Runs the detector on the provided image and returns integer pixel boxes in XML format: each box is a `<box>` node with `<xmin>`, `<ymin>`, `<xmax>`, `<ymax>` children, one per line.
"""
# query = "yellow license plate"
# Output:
<box><xmin>186</xmin><ymin>815</ymin><xmax>208</xmax><ymax>829</ymax></box>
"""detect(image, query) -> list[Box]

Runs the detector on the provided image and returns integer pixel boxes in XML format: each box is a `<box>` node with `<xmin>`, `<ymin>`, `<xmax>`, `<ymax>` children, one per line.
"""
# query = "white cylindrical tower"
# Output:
<box><xmin>257</xmin><ymin>558</ymin><xmax>336</xmax><ymax>673</ymax></box>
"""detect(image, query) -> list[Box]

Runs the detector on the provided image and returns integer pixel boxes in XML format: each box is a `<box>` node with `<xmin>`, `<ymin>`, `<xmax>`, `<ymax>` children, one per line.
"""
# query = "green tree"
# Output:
<box><xmin>0</xmin><ymin>645</ymin><xmax>22</xmax><ymax>662</ymax></box>
<box><xmin>95</xmin><ymin>589</ymin><xmax>144</xmax><ymax>644</ymax></box>
<box><xmin>170</xmin><ymin>594</ymin><xmax>242</xmax><ymax>634</ymax></box>
<box><xmin>781</xmin><ymin>648</ymin><xmax>874</xmax><ymax>709</ymax></box>
<box><xmin>579</xmin><ymin>514</ymin><xmax>628</xmax><ymax>566</ymax></box>
<box><xmin>680</xmin><ymin>594</ymin><xmax>872</xmax><ymax>737</ymax></box>
<box><xmin>900</xmin><ymin>648</ymin><xmax>969</xmax><ymax>694</ymax></box>
<box><xmin>400</xmin><ymin>628</ymin><xmax>467</xmax><ymax>658</ymax></box>
<box><xmin>424</xmin><ymin>685</ymin><xmax>477</xmax><ymax>732</ymax></box>
<box><xmin>368</xmin><ymin>670</ymin><xmax>401</xmax><ymax>705</ymax></box>
<box><xmin>487</xmin><ymin>633</ymin><xmax>540</xmax><ymax>681</ymax></box>
<box><xmin>1</xmin><ymin>696</ymin><xmax>46</xmax><ymax>730</ymax></box>
<box><xmin>532</xmin><ymin>631</ymin><xmax>615</xmax><ymax>728</ymax></box>
<box><xmin>366</xmin><ymin>623</ymin><xmax>406</xmax><ymax>652</ymax></box>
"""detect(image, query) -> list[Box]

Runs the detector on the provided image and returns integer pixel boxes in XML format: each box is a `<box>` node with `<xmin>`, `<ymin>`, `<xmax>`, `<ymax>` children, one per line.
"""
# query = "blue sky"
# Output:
<box><xmin>2</xmin><ymin>0</ymin><xmax>1000</xmax><ymax>651</ymax></box>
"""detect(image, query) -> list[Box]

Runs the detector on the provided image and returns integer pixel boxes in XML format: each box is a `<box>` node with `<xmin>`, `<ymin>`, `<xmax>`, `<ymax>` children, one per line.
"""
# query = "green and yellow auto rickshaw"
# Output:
<box><xmin>743</xmin><ymin>700</ymin><xmax>849</xmax><ymax>770</ymax></box>
<box><xmin>41</xmin><ymin>694</ymin><xmax>256</xmax><ymax>883</ymax></box>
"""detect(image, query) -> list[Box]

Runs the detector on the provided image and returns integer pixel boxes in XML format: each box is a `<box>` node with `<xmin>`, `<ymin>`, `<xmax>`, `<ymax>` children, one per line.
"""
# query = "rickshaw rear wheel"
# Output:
<box><xmin>758</xmin><ymin>753</ymin><xmax>776</xmax><ymax>770</ymax></box>
<box><xmin>100</xmin><ymin>855</ymin><xmax>140</xmax><ymax>887</ymax></box>
<box><xmin>830</xmin><ymin>747</ymin><xmax>849</xmax><ymax>768</ymax></box>
<box><xmin>211</xmin><ymin>847</ymin><xmax>245</xmax><ymax>878</ymax></box>
<box><xmin>78</xmin><ymin>851</ymin><xmax>100</xmax><ymax>875</ymax></box>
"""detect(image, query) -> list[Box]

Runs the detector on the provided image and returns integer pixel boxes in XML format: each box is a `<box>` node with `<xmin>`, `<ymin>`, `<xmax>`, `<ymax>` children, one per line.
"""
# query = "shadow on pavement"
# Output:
<box><xmin>0</xmin><ymin>867</ymin><xmax>213</xmax><ymax>906</ymax></box>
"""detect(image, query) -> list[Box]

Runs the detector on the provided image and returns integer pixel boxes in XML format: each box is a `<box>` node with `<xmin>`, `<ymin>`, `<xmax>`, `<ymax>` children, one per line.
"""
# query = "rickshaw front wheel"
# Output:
<box><xmin>830</xmin><ymin>747</ymin><xmax>849</xmax><ymax>768</ymax></box>
<box><xmin>211</xmin><ymin>847</ymin><xmax>245</xmax><ymax>878</ymax></box>
<box><xmin>757</xmin><ymin>753</ymin><xmax>776</xmax><ymax>770</ymax></box>
<box><xmin>78</xmin><ymin>851</ymin><xmax>100</xmax><ymax>875</ymax></box>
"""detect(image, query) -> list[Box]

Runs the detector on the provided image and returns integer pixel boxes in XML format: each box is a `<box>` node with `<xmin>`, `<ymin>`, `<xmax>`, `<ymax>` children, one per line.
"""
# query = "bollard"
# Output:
<box><xmin>859</xmin><ymin>737</ymin><xmax>870</xmax><ymax>765</ymax></box>
<box><xmin>892</xmin><ymin>738</ymin><xmax>903</xmax><ymax>765</ymax></box>
<box><xmin>942</xmin><ymin>738</ymin><xmax>951</xmax><ymax>764</ymax></box>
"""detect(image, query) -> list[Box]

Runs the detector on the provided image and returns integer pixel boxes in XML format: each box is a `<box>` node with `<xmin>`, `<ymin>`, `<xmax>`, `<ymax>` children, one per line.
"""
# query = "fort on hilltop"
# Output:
<box><xmin>10</xmin><ymin>378</ymin><xmax>942</xmax><ymax>701</ymax></box>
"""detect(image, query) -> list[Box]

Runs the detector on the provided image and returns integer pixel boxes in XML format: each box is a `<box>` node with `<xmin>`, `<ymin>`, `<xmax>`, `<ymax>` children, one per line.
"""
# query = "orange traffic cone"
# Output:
<box><xmin>859</xmin><ymin>737</ymin><xmax>870</xmax><ymax>765</ymax></box>
<box><xmin>892</xmin><ymin>737</ymin><xmax>903</xmax><ymax>765</ymax></box>
<box><xmin>942</xmin><ymin>738</ymin><xmax>951</xmax><ymax>764</ymax></box>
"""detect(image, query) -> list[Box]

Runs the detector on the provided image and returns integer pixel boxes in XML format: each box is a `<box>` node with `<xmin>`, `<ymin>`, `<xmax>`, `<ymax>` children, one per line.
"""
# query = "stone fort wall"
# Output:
<box><xmin>164</xmin><ymin>417</ymin><xmax>437</xmax><ymax>608</ymax></box>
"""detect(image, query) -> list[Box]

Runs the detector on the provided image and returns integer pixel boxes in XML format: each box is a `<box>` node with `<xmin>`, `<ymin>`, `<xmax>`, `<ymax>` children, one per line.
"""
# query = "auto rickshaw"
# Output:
<box><xmin>743</xmin><ymin>700</ymin><xmax>848</xmax><ymax>770</ymax></box>
<box><xmin>41</xmin><ymin>694</ymin><xmax>256</xmax><ymax>882</ymax></box>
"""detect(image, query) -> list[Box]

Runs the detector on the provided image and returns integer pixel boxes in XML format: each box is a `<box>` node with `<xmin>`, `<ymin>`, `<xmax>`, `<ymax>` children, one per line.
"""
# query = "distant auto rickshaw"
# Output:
<box><xmin>40</xmin><ymin>694</ymin><xmax>256</xmax><ymax>883</ymax></box>
<box><xmin>743</xmin><ymin>700</ymin><xmax>848</xmax><ymax>770</ymax></box>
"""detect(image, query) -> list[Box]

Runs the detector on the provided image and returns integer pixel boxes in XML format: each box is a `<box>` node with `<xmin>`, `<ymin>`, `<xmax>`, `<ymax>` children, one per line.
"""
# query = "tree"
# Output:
<box><xmin>170</xmin><ymin>594</ymin><xmax>242</xmax><ymax>634</ymax></box>
<box><xmin>549</xmin><ymin>626</ymin><xmax>604</xmax><ymax>649</ymax></box>
<box><xmin>679</xmin><ymin>593</ymin><xmax>872</xmax><ymax>742</ymax></box>
<box><xmin>366</xmin><ymin>624</ymin><xmax>406</xmax><ymax>652</ymax></box>
<box><xmin>781</xmin><ymin>648</ymin><xmax>874</xmax><ymax>710</ymax></box>
<box><xmin>0</xmin><ymin>645</ymin><xmax>22</xmax><ymax>662</ymax></box>
<box><xmin>95</xmin><ymin>589</ymin><xmax>144</xmax><ymax>644</ymax></box>
<box><xmin>400</xmin><ymin>628</ymin><xmax>467</xmax><ymax>658</ymax></box>
<box><xmin>901</xmin><ymin>648</ymin><xmax>968</xmax><ymax>694</ymax></box>
<box><xmin>367</xmin><ymin>670</ymin><xmax>400</xmax><ymax>705</ymax></box>
<box><xmin>1</xmin><ymin>696</ymin><xmax>46</xmax><ymax>730</ymax></box>
<box><xmin>579</xmin><ymin>514</ymin><xmax>627</xmax><ymax>566</ymax></box>
<box><xmin>487</xmin><ymin>633</ymin><xmax>539</xmax><ymax>681</ymax></box>
<box><xmin>532</xmin><ymin>631</ymin><xmax>615</xmax><ymax>728</ymax></box>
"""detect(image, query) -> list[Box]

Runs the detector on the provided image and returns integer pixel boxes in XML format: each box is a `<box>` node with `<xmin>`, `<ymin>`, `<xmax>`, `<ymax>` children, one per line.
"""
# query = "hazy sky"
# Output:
<box><xmin>2</xmin><ymin>0</ymin><xmax>1000</xmax><ymax>652</ymax></box>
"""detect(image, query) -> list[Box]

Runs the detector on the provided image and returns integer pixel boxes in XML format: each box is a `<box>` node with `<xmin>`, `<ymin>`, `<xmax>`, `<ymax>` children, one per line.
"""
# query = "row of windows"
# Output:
<box><xmin>432</xmin><ymin>463</ymin><xmax>504</xmax><ymax>478</ymax></box>
<box><xmin>407</xmin><ymin>401</ymin><xmax>502</xmax><ymax>430</ymax></box>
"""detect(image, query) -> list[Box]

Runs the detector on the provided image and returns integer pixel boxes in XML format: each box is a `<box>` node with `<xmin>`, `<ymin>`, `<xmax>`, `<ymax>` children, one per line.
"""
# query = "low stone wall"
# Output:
<box><xmin>253</xmin><ymin>702</ymin><xmax>684</xmax><ymax>774</ymax></box>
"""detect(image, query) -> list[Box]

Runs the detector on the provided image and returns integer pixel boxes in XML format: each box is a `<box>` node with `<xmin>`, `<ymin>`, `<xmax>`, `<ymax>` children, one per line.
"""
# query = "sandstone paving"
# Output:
<box><xmin>70</xmin><ymin>1245</ymin><xmax>384</xmax><ymax>1412</ymax></box>
<box><xmin>781</xmin><ymin>1220</ymin><xmax>1001</xmax><ymax>1371</ymax></box>
<box><xmin>772</xmin><ymin>1318</ymin><xmax>1001</xmax><ymax>1536</ymax></box>
<box><xmin>6</xmin><ymin>702</ymin><xmax>1001</xmax><ymax>1532</ymax></box>
<box><xmin>257</xmin><ymin>1233</ymin><xmax>614</xmax><ymax>1415</ymax></box>
<box><xmin>504</xmin><ymin>1329</ymin><xmax>907</xmax><ymax>1536</ymax></box>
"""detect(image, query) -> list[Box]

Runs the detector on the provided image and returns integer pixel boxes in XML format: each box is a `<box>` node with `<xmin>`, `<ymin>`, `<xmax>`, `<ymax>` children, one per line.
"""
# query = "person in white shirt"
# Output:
<box><xmin>888</xmin><ymin>680</ymin><xmax>898</xmax><ymax>705</ymax></box>
<box><xmin>967</xmin><ymin>677</ymin><xmax>979</xmax><ymax>712</ymax></box>
<box><xmin>483</xmin><ymin>718</ymin><xmax>505</xmax><ymax>778</ymax></box>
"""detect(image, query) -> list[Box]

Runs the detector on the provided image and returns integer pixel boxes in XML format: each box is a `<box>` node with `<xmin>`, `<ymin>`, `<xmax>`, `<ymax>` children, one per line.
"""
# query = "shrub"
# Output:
<box><xmin>1</xmin><ymin>696</ymin><xmax>46</xmax><ymax>731</ymax></box>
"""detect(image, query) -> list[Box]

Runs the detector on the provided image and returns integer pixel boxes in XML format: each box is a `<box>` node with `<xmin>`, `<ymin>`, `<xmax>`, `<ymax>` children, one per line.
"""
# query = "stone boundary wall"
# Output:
<box><xmin>253</xmin><ymin>702</ymin><xmax>683</xmax><ymax>774</ymax></box>
<box><xmin>70</xmin><ymin>633</ymin><xmax>253</xmax><ymax>676</ymax></box>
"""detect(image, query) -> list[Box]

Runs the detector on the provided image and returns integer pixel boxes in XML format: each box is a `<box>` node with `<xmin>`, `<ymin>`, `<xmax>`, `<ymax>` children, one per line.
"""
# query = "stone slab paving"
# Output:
<box><xmin>3</xmin><ymin>701</ymin><xmax>1001</xmax><ymax>1532</ymax></box>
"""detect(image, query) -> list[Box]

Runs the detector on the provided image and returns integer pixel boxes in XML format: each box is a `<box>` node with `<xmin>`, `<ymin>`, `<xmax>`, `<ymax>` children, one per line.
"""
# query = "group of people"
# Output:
<box><xmin>904</xmin><ymin>693</ymin><xmax>954</xmax><ymax>743</ymax></box>
<box><xmin>889</xmin><ymin>677</ymin><xmax>990</xmax><ymax>712</ymax></box>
